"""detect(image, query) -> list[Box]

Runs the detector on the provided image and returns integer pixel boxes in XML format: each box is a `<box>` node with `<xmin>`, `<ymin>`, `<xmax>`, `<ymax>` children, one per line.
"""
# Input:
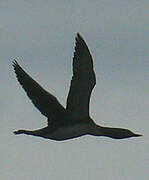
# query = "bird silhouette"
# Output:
<box><xmin>13</xmin><ymin>33</ymin><xmax>142</xmax><ymax>140</ymax></box>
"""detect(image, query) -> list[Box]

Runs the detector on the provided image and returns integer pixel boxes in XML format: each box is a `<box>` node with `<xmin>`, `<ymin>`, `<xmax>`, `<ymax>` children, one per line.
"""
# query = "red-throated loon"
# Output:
<box><xmin>13</xmin><ymin>33</ymin><xmax>142</xmax><ymax>141</ymax></box>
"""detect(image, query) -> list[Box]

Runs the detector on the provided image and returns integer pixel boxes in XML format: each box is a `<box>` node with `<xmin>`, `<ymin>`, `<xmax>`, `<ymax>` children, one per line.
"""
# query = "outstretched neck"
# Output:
<box><xmin>14</xmin><ymin>129</ymin><xmax>36</xmax><ymax>135</ymax></box>
<box><xmin>14</xmin><ymin>127</ymin><xmax>49</xmax><ymax>138</ymax></box>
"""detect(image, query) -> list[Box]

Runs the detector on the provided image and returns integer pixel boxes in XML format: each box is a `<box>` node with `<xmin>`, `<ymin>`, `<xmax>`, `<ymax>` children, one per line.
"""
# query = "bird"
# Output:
<box><xmin>13</xmin><ymin>33</ymin><xmax>142</xmax><ymax>141</ymax></box>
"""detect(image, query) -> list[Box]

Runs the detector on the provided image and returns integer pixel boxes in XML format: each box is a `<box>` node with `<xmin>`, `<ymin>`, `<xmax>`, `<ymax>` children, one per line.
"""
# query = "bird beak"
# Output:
<box><xmin>133</xmin><ymin>133</ymin><xmax>142</xmax><ymax>137</ymax></box>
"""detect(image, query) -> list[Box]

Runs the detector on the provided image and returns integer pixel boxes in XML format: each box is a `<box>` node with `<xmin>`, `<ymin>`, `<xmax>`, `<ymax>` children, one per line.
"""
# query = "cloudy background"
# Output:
<box><xmin>0</xmin><ymin>0</ymin><xmax>148</xmax><ymax>179</ymax></box>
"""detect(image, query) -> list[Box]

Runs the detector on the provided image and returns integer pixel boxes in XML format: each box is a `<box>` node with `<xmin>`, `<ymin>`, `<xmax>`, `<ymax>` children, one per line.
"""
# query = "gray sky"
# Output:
<box><xmin>0</xmin><ymin>0</ymin><xmax>149</xmax><ymax>179</ymax></box>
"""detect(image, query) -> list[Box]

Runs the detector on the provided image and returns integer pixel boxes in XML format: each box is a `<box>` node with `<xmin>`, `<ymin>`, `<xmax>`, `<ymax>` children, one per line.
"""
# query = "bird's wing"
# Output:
<box><xmin>13</xmin><ymin>61</ymin><xmax>66</xmax><ymax>122</ymax></box>
<box><xmin>66</xmin><ymin>33</ymin><xmax>96</xmax><ymax>119</ymax></box>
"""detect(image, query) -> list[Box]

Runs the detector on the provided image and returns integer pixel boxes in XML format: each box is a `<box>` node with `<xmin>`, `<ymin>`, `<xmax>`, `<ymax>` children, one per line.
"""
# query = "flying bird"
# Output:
<box><xmin>13</xmin><ymin>33</ymin><xmax>142</xmax><ymax>140</ymax></box>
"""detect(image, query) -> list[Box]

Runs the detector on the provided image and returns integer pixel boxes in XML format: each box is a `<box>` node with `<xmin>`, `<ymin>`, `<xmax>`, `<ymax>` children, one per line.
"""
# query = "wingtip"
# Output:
<box><xmin>75</xmin><ymin>33</ymin><xmax>86</xmax><ymax>49</ymax></box>
<box><xmin>76</xmin><ymin>32</ymin><xmax>81</xmax><ymax>37</ymax></box>
<box><xmin>12</xmin><ymin>59</ymin><xmax>18</xmax><ymax>68</ymax></box>
<box><xmin>76</xmin><ymin>33</ymin><xmax>83</xmax><ymax>41</ymax></box>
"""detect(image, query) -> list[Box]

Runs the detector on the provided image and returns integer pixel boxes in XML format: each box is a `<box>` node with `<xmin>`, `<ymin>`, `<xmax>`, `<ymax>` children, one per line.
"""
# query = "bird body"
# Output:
<box><xmin>14</xmin><ymin>122</ymin><xmax>141</xmax><ymax>140</ymax></box>
<box><xmin>13</xmin><ymin>33</ymin><xmax>142</xmax><ymax>141</ymax></box>
<box><xmin>14</xmin><ymin>117</ymin><xmax>95</xmax><ymax>141</ymax></box>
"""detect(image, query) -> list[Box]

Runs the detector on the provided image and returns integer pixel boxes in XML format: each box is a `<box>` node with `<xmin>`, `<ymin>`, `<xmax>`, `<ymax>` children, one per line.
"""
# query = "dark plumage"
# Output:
<box><xmin>13</xmin><ymin>33</ymin><xmax>142</xmax><ymax>141</ymax></box>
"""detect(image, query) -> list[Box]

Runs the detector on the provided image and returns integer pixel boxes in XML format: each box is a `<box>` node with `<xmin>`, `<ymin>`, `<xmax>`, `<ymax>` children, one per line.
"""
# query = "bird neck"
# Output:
<box><xmin>16</xmin><ymin>127</ymin><xmax>49</xmax><ymax>137</ymax></box>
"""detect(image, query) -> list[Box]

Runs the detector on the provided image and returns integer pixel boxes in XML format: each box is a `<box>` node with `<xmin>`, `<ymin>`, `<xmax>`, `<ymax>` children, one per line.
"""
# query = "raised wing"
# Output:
<box><xmin>13</xmin><ymin>61</ymin><xmax>66</xmax><ymax>121</ymax></box>
<box><xmin>66</xmin><ymin>33</ymin><xmax>96</xmax><ymax>119</ymax></box>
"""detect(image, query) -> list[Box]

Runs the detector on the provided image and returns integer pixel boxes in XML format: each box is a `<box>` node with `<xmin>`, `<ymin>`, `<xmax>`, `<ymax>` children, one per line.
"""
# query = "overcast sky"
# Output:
<box><xmin>0</xmin><ymin>0</ymin><xmax>149</xmax><ymax>179</ymax></box>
